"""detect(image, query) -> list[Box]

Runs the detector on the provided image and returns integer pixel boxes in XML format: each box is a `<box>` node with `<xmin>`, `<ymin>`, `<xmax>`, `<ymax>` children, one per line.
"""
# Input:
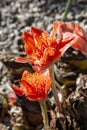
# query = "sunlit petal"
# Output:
<box><xmin>12</xmin><ymin>69</ymin><xmax>52</xmax><ymax>101</ymax></box>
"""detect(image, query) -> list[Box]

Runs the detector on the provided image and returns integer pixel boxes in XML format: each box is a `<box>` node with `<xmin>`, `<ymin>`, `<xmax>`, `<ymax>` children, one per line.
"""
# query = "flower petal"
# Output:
<box><xmin>15</xmin><ymin>57</ymin><xmax>35</xmax><ymax>63</ymax></box>
<box><xmin>22</xmin><ymin>31</ymin><xmax>36</xmax><ymax>54</ymax></box>
<box><xmin>56</xmin><ymin>21</ymin><xmax>87</xmax><ymax>56</ymax></box>
<box><xmin>11</xmin><ymin>86</ymin><xmax>24</xmax><ymax>96</ymax></box>
<box><xmin>30</xmin><ymin>26</ymin><xmax>44</xmax><ymax>36</ymax></box>
<box><xmin>12</xmin><ymin>69</ymin><xmax>52</xmax><ymax>101</ymax></box>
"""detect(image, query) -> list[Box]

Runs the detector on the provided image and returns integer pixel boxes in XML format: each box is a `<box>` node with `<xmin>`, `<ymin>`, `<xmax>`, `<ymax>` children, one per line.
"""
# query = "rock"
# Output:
<box><xmin>0</xmin><ymin>123</ymin><xmax>7</xmax><ymax>130</ymax></box>
<box><xmin>75</xmin><ymin>14</ymin><xmax>85</xmax><ymax>21</ymax></box>
<box><xmin>67</xmin><ymin>12</ymin><xmax>75</xmax><ymax>20</ymax></box>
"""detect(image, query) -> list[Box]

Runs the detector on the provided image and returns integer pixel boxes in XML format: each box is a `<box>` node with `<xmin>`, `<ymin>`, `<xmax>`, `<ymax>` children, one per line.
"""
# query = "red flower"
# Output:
<box><xmin>55</xmin><ymin>21</ymin><xmax>87</xmax><ymax>56</ymax></box>
<box><xmin>12</xmin><ymin>69</ymin><xmax>52</xmax><ymax>101</ymax></box>
<box><xmin>16</xmin><ymin>22</ymin><xmax>77</xmax><ymax>72</ymax></box>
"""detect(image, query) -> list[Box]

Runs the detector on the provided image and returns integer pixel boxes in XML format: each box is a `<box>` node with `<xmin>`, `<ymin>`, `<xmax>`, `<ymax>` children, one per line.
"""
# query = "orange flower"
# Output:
<box><xmin>55</xmin><ymin>21</ymin><xmax>87</xmax><ymax>56</ymax></box>
<box><xmin>16</xmin><ymin>22</ymin><xmax>77</xmax><ymax>72</ymax></box>
<box><xmin>12</xmin><ymin>69</ymin><xmax>52</xmax><ymax>101</ymax></box>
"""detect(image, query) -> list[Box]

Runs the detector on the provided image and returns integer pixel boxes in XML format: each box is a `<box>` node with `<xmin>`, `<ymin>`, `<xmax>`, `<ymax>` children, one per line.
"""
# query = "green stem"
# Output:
<box><xmin>50</xmin><ymin>65</ymin><xmax>62</xmax><ymax>113</ymax></box>
<box><xmin>61</xmin><ymin>0</ymin><xmax>71</xmax><ymax>21</ymax></box>
<box><xmin>39</xmin><ymin>101</ymin><xmax>50</xmax><ymax>130</ymax></box>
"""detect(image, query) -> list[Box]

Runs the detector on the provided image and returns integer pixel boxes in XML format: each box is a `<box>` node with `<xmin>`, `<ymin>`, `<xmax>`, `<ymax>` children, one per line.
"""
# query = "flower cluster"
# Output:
<box><xmin>13</xmin><ymin>21</ymin><xmax>87</xmax><ymax>101</ymax></box>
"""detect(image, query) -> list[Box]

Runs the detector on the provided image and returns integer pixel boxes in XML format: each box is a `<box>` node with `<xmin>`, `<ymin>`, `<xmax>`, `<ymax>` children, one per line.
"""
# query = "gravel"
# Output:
<box><xmin>0</xmin><ymin>0</ymin><xmax>87</xmax><ymax>52</ymax></box>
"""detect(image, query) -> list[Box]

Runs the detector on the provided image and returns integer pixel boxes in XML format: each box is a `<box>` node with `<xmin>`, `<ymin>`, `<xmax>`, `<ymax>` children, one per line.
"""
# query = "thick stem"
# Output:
<box><xmin>50</xmin><ymin>65</ymin><xmax>62</xmax><ymax>113</ymax></box>
<box><xmin>39</xmin><ymin>101</ymin><xmax>50</xmax><ymax>130</ymax></box>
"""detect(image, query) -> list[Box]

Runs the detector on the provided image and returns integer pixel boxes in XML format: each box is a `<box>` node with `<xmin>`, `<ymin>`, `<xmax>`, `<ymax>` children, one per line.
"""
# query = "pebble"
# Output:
<box><xmin>75</xmin><ymin>14</ymin><xmax>85</xmax><ymax>21</ymax></box>
<box><xmin>47</xmin><ymin>23</ymin><xmax>53</xmax><ymax>32</ymax></box>
<box><xmin>55</xmin><ymin>14</ymin><xmax>61</xmax><ymax>20</ymax></box>
<box><xmin>36</xmin><ymin>21</ymin><xmax>43</xmax><ymax>28</ymax></box>
<box><xmin>67</xmin><ymin>12</ymin><xmax>75</xmax><ymax>20</ymax></box>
